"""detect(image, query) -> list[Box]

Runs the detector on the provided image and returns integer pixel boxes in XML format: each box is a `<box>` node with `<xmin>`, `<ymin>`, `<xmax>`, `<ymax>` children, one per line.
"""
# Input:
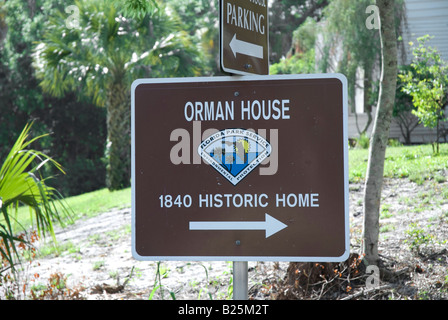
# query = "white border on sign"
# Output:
<box><xmin>131</xmin><ymin>73</ymin><xmax>350</xmax><ymax>262</ymax></box>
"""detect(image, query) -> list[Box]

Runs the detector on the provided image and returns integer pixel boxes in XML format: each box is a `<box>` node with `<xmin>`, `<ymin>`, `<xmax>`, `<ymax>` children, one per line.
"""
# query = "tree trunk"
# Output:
<box><xmin>362</xmin><ymin>0</ymin><xmax>398</xmax><ymax>266</ymax></box>
<box><xmin>106</xmin><ymin>75</ymin><xmax>131</xmax><ymax>191</ymax></box>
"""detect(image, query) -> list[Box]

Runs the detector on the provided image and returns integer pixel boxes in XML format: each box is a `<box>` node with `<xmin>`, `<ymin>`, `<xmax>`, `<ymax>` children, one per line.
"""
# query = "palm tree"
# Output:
<box><xmin>0</xmin><ymin>123</ymin><xmax>71</xmax><ymax>273</ymax></box>
<box><xmin>33</xmin><ymin>0</ymin><xmax>205</xmax><ymax>190</ymax></box>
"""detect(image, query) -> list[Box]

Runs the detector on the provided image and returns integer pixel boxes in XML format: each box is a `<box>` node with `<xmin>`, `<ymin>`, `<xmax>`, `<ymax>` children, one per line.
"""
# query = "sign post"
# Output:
<box><xmin>131</xmin><ymin>74</ymin><xmax>349</xmax><ymax>298</ymax></box>
<box><xmin>219</xmin><ymin>0</ymin><xmax>270</xmax><ymax>297</ymax></box>
<box><xmin>233</xmin><ymin>261</ymin><xmax>248</xmax><ymax>299</ymax></box>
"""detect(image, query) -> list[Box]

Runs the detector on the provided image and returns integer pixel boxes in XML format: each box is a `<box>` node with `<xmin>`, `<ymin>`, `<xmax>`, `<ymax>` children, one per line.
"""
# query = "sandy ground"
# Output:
<box><xmin>2</xmin><ymin>177</ymin><xmax>448</xmax><ymax>300</ymax></box>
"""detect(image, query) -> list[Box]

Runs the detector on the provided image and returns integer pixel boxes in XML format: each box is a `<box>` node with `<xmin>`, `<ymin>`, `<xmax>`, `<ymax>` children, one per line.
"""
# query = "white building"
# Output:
<box><xmin>400</xmin><ymin>0</ymin><xmax>448</xmax><ymax>64</ymax></box>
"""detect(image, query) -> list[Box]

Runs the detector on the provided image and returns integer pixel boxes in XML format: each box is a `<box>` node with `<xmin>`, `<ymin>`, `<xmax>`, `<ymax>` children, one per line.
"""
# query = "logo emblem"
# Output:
<box><xmin>198</xmin><ymin>129</ymin><xmax>271</xmax><ymax>185</ymax></box>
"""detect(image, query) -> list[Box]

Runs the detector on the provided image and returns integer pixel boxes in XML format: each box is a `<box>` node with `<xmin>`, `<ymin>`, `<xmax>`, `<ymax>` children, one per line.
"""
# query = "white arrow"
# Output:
<box><xmin>189</xmin><ymin>213</ymin><xmax>287</xmax><ymax>238</ymax></box>
<box><xmin>229</xmin><ymin>34</ymin><xmax>263</xmax><ymax>59</ymax></box>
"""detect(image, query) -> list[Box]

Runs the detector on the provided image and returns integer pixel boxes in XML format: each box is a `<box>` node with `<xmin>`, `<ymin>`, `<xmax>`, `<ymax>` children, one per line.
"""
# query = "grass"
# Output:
<box><xmin>9</xmin><ymin>187</ymin><xmax>131</xmax><ymax>234</ymax></box>
<box><xmin>349</xmin><ymin>143</ymin><xmax>448</xmax><ymax>183</ymax></box>
<box><xmin>63</xmin><ymin>187</ymin><xmax>131</xmax><ymax>219</ymax></box>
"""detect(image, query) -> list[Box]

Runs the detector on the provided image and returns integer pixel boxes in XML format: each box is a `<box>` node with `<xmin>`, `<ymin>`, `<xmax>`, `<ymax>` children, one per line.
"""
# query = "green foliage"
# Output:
<box><xmin>164</xmin><ymin>0</ymin><xmax>218</xmax><ymax>75</ymax></box>
<box><xmin>319</xmin><ymin>0</ymin><xmax>381</xmax><ymax>115</ymax></box>
<box><xmin>354</xmin><ymin>133</ymin><xmax>370</xmax><ymax>149</ymax></box>
<box><xmin>292</xmin><ymin>17</ymin><xmax>317</xmax><ymax>53</ymax></box>
<box><xmin>0</xmin><ymin>0</ymin><xmax>53</xmax><ymax>159</ymax></box>
<box><xmin>149</xmin><ymin>261</ymin><xmax>176</xmax><ymax>300</ymax></box>
<box><xmin>0</xmin><ymin>123</ymin><xmax>71</xmax><ymax>274</ymax></box>
<box><xmin>36</xmin><ymin>95</ymin><xmax>107</xmax><ymax>196</ymax></box>
<box><xmin>0</xmin><ymin>0</ymin><xmax>107</xmax><ymax>196</ymax></box>
<box><xmin>34</xmin><ymin>0</ymin><xmax>204</xmax><ymax>104</ymax></box>
<box><xmin>318</xmin><ymin>0</ymin><xmax>404</xmax><ymax>139</ymax></box>
<box><xmin>270</xmin><ymin>49</ymin><xmax>315</xmax><ymax>75</ymax></box>
<box><xmin>405</xmin><ymin>223</ymin><xmax>433</xmax><ymax>254</ymax></box>
<box><xmin>393</xmin><ymin>65</ymin><xmax>419</xmax><ymax>144</ymax></box>
<box><xmin>117</xmin><ymin>0</ymin><xmax>159</xmax><ymax>19</ymax></box>
<box><xmin>269</xmin><ymin>0</ymin><xmax>328</xmax><ymax>63</ymax></box>
<box><xmin>34</xmin><ymin>0</ymin><xmax>206</xmax><ymax>190</ymax></box>
<box><xmin>320</xmin><ymin>0</ymin><xmax>383</xmax><ymax>68</ymax></box>
<box><xmin>270</xmin><ymin>17</ymin><xmax>316</xmax><ymax>75</ymax></box>
<box><xmin>399</xmin><ymin>35</ymin><xmax>448</xmax><ymax>153</ymax></box>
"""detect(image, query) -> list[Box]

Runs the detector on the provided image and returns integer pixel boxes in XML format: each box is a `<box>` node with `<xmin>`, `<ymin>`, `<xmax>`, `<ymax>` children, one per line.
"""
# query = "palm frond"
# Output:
<box><xmin>0</xmin><ymin>123</ymin><xmax>72</xmax><ymax>273</ymax></box>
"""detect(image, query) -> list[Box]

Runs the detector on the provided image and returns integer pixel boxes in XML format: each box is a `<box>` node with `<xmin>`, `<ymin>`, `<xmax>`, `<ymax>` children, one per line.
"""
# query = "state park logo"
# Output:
<box><xmin>198</xmin><ymin>129</ymin><xmax>272</xmax><ymax>186</ymax></box>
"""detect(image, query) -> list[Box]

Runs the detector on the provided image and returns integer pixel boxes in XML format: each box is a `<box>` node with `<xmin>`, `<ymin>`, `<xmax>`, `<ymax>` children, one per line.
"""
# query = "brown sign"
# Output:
<box><xmin>131</xmin><ymin>74</ymin><xmax>349</xmax><ymax>262</ymax></box>
<box><xmin>220</xmin><ymin>0</ymin><xmax>269</xmax><ymax>75</ymax></box>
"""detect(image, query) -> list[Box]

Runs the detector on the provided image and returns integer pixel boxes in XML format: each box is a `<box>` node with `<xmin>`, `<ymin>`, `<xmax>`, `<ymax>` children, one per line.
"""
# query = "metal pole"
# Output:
<box><xmin>233</xmin><ymin>261</ymin><xmax>248</xmax><ymax>300</ymax></box>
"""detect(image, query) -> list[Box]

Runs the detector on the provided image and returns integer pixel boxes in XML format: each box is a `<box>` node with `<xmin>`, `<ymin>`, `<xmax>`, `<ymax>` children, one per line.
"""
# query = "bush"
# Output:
<box><xmin>355</xmin><ymin>133</ymin><xmax>370</xmax><ymax>149</ymax></box>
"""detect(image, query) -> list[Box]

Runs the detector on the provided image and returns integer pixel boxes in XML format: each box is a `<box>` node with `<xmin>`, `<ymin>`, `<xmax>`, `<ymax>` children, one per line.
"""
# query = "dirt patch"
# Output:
<box><xmin>2</xmin><ymin>178</ymin><xmax>447</xmax><ymax>300</ymax></box>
